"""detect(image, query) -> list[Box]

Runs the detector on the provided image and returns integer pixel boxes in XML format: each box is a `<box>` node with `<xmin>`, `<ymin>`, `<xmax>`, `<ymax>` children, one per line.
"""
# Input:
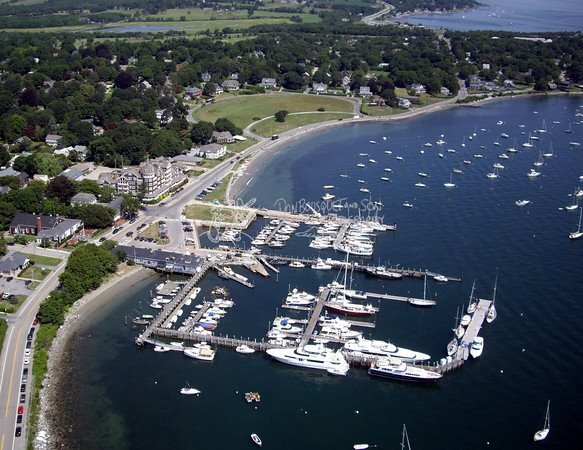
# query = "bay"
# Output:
<box><xmin>63</xmin><ymin>95</ymin><xmax>583</xmax><ymax>449</ymax></box>
<box><xmin>400</xmin><ymin>0</ymin><xmax>583</xmax><ymax>32</ymax></box>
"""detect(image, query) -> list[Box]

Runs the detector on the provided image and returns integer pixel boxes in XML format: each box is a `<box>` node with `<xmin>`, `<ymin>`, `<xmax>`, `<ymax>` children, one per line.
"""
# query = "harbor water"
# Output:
<box><xmin>61</xmin><ymin>95</ymin><xmax>582</xmax><ymax>449</ymax></box>
<box><xmin>400</xmin><ymin>0</ymin><xmax>583</xmax><ymax>32</ymax></box>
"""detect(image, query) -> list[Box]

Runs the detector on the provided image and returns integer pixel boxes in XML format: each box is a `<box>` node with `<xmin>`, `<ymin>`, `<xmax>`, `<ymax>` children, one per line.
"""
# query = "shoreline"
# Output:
<box><xmin>36</xmin><ymin>265</ymin><xmax>156</xmax><ymax>449</ymax></box>
<box><xmin>229</xmin><ymin>90</ymin><xmax>581</xmax><ymax>202</ymax></box>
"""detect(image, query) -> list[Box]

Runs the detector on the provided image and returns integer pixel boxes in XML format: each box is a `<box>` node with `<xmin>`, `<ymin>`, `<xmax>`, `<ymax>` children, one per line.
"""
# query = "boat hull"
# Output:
<box><xmin>368</xmin><ymin>366</ymin><xmax>441</xmax><ymax>383</ymax></box>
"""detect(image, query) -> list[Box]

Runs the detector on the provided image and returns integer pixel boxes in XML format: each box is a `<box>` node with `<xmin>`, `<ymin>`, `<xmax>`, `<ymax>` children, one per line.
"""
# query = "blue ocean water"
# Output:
<box><xmin>400</xmin><ymin>0</ymin><xmax>583</xmax><ymax>31</ymax></box>
<box><xmin>64</xmin><ymin>96</ymin><xmax>583</xmax><ymax>449</ymax></box>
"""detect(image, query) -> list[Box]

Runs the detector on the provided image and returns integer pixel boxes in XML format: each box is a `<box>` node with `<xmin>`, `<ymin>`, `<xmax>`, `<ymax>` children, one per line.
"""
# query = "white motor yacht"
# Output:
<box><xmin>266</xmin><ymin>344</ymin><xmax>349</xmax><ymax>375</ymax></box>
<box><xmin>343</xmin><ymin>336</ymin><xmax>430</xmax><ymax>362</ymax></box>
<box><xmin>368</xmin><ymin>357</ymin><xmax>442</xmax><ymax>382</ymax></box>
<box><xmin>318</xmin><ymin>325</ymin><xmax>362</xmax><ymax>340</ymax></box>
<box><xmin>470</xmin><ymin>336</ymin><xmax>484</xmax><ymax>359</ymax></box>
<box><xmin>236</xmin><ymin>344</ymin><xmax>256</xmax><ymax>354</ymax></box>
<box><xmin>289</xmin><ymin>260</ymin><xmax>305</xmax><ymax>268</ymax></box>
<box><xmin>180</xmin><ymin>382</ymin><xmax>201</xmax><ymax>395</ymax></box>
<box><xmin>516</xmin><ymin>200</ymin><xmax>530</xmax><ymax>207</ymax></box>
<box><xmin>322</xmin><ymin>193</ymin><xmax>335</xmax><ymax>201</ymax></box>
<box><xmin>184</xmin><ymin>343</ymin><xmax>216</xmax><ymax>361</ymax></box>
<box><xmin>311</xmin><ymin>258</ymin><xmax>332</xmax><ymax>270</ymax></box>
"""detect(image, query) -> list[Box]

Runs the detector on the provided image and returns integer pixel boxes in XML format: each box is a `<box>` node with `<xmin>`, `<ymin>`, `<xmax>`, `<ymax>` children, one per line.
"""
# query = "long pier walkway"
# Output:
<box><xmin>299</xmin><ymin>288</ymin><xmax>330</xmax><ymax>346</ymax></box>
<box><xmin>136</xmin><ymin>263</ymin><xmax>211</xmax><ymax>345</ymax></box>
<box><xmin>264</xmin><ymin>255</ymin><xmax>462</xmax><ymax>282</ymax></box>
<box><xmin>456</xmin><ymin>299</ymin><xmax>491</xmax><ymax>361</ymax></box>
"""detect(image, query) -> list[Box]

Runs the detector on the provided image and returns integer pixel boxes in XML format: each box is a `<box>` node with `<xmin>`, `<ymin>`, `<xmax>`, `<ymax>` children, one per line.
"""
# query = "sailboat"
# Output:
<box><xmin>409</xmin><ymin>272</ymin><xmax>436</xmax><ymax>306</ymax></box>
<box><xmin>565</xmin><ymin>122</ymin><xmax>573</xmax><ymax>133</ymax></box>
<box><xmin>486</xmin><ymin>167</ymin><xmax>499</xmax><ymax>179</ymax></box>
<box><xmin>569</xmin><ymin>207</ymin><xmax>583</xmax><ymax>240</ymax></box>
<box><xmin>522</xmin><ymin>133</ymin><xmax>534</xmax><ymax>148</ymax></box>
<box><xmin>533</xmin><ymin>149</ymin><xmax>544</xmax><ymax>167</ymax></box>
<box><xmin>180</xmin><ymin>382</ymin><xmax>201</xmax><ymax>395</ymax></box>
<box><xmin>467</xmin><ymin>280</ymin><xmax>478</xmax><ymax>314</ymax></box>
<box><xmin>533</xmin><ymin>400</ymin><xmax>550</xmax><ymax>441</ymax></box>
<box><xmin>401</xmin><ymin>424</ymin><xmax>412</xmax><ymax>450</ymax></box>
<box><xmin>538</xmin><ymin>118</ymin><xmax>547</xmax><ymax>133</ymax></box>
<box><xmin>542</xmin><ymin>142</ymin><xmax>554</xmax><ymax>158</ymax></box>
<box><xmin>444</xmin><ymin>173</ymin><xmax>456</xmax><ymax>188</ymax></box>
<box><xmin>453</xmin><ymin>306</ymin><xmax>465</xmax><ymax>339</ymax></box>
<box><xmin>486</xmin><ymin>276</ymin><xmax>498</xmax><ymax>324</ymax></box>
<box><xmin>507</xmin><ymin>138</ymin><xmax>518</xmax><ymax>153</ymax></box>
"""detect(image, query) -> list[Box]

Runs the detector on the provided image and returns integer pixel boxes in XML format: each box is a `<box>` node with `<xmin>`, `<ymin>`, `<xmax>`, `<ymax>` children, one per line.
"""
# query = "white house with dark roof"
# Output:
<box><xmin>312</xmin><ymin>83</ymin><xmax>328</xmax><ymax>94</ymax></box>
<box><xmin>260</xmin><ymin>78</ymin><xmax>277</xmax><ymax>88</ymax></box>
<box><xmin>359</xmin><ymin>86</ymin><xmax>372</xmax><ymax>96</ymax></box>
<box><xmin>45</xmin><ymin>134</ymin><xmax>62</xmax><ymax>148</ymax></box>
<box><xmin>212</xmin><ymin>131</ymin><xmax>234</xmax><ymax>144</ymax></box>
<box><xmin>222</xmin><ymin>80</ymin><xmax>240</xmax><ymax>91</ymax></box>
<box><xmin>36</xmin><ymin>218</ymin><xmax>83</xmax><ymax>244</ymax></box>
<box><xmin>197</xmin><ymin>143</ymin><xmax>227</xmax><ymax>160</ymax></box>
<box><xmin>70</xmin><ymin>193</ymin><xmax>98</xmax><ymax>205</ymax></box>
<box><xmin>202</xmin><ymin>72</ymin><xmax>212</xmax><ymax>82</ymax></box>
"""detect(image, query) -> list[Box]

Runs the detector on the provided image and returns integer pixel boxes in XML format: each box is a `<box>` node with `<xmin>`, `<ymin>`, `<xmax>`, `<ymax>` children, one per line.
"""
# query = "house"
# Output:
<box><xmin>59</xmin><ymin>167</ymin><xmax>84</xmax><ymax>181</ymax></box>
<box><xmin>548</xmin><ymin>81</ymin><xmax>558</xmax><ymax>90</ymax></box>
<box><xmin>184</xmin><ymin>87</ymin><xmax>203</xmax><ymax>99</ymax></box>
<box><xmin>155</xmin><ymin>109</ymin><xmax>173</xmax><ymax>124</ymax></box>
<box><xmin>222</xmin><ymin>80</ymin><xmax>240</xmax><ymax>91</ymax></box>
<box><xmin>70</xmin><ymin>193</ymin><xmax>97</xmax><ymax>206</ymax></box>
<box><xmin>202</xmin><ymin>72</ymin><xmax>212</xmax><ymax>82</ymax></box>
<box><xmin>503</xmin><ymin>79</ymin><xmax>515</xmax><ymax>88</ymax></box>
<box><xmin>398</xmin><ymin>98</ymin><xmax>411</xmax><ymax>109</ymax></box>
<box><xmin>440</xmin><ymin>86</ymin><xmax>451</xmax><ymax>95</ymax></box>
<box><xmin>9</xmin><ymin>213</ymin><xmax>82</xmax><ymax>245</ymax></box>
<box><xmin>0</xmin><ymin>253</ymin><xmax>30</xmax><ymax>277</ymax></box>
<box><xmin>36</xmin><ymin>218</ymin><xmax>83</xmax><ymax>244</ymax></box>
<box><xmin>312</xmin><ymin>83</ymin><xmax>328</xmax><ymax>94</ymax></box>
<box><xmin>482</xmin><ymin>63</ymin><xmax>491</xmax><ymax>70</ymax></box>
<box><xmin>410</xmin><ymin>83</ymin><xmax>426</xmax><ymax>95</ymax></box>
<box><xmin>140</xmin><ymin>80</ymin><xmax>153</xmax><ymax>90</ymax></box>
<box><xmin>260</xmin><ymin>78</ymin><xmax>277</xmax><ymax>88</ymax></box>
<box><xmin>0</xmin><ymin>167</ymin><xmax>29</xmax><ymax>187</ymax></box>
<box><xmin>99</xmin><ymin>196</ymin><xmax>124</xmax><ymax>221</ymax></box>
<box><xmin>197</xmin><ymin>143</ymin><xmax>227</xmax><ymax>160</ymax></box>
<box><xmin>45</xmin><ymin>134</ymin><xmax>62</xmax><ymax>148</ymax></box>
<box><xmin>214</xmin><ymin>85</ymin><xmax>224</xmax><ymax>95</ymax></box>
<box><xmin>359</xmin><ymin>86</ymin><xmax>372</xmax><ymax>97</ymax></box>
<box><xmin>0</xmin><ymin>186</ymin><xmax>10</xmax><ymax>194</ymax></box>
<box><xmin>468</xmin><ymin>75</ymin><xmax>482</xmax><ymax>90</ymax></box>
<box><xmin>212</xmin><ymin>131</ymin><xmax>234</xmax><ymax>144</ymax></box>
<box><xmin>54</xmin><ymin>145</ymin><xmax>87</xmax><ymax>160</ymax></box>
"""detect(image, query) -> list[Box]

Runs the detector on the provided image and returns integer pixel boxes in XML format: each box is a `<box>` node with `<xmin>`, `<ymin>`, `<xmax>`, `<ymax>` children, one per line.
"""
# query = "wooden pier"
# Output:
<box><xmin>262</xmin><ymin>254</ymin><xmax>462</xmax><ymax>282</ymax></box>
<box><xmin>456</xmin><ymin>298</ymin><xmax>491</xmax><ymax>361</ymax></box>
<box><xmin>298</xmin><ymin>288</ymin><xmax>330</xmax><ymax>346</ymax></box>
<box><xmin>215</xmin><ymin>265</ymin><xmax>255</xmax><ymax>288</ymax></box>
<box><xmin>136</xmin><ymin>263</ymin><xmax>211</xmax><ymax>345</ymax></box>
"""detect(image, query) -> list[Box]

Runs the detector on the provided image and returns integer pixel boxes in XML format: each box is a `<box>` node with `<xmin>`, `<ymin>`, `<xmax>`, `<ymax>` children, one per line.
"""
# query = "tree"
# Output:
<box><xmin>37</xmin><ymin>295</ymin><xmax>66</xmax><ymax>325</ymax></box>
<box><xmin>0</xmin><ymin>201</ymin><xmax>18</xmax><ymax>230</ymax></box>
<box><xmin>282</xmin><ymin>72</ymin><xmax>304</xmax><ymax>90</ymax></box>
<box><xmin>0</xmin><ymin>176</ymin><xmax>19</xmax><ymax>191</ymax></box>
<box><xmin>71</xmin><ymin>204</ymin><xmax>115</xmax><ymax>229</ymax></box>
<box><xmin>190</xmin><ymin>121</ymin><xmax>215</xmax><ymax>144</ymax></box>
<box><xmin>275</xmin><ymin>110</ymin><xmax>289</xmax><ymax>122</ymax></box>
<box><xmin>214</xmin><ymin>118</ymin><xmax>242</xmax><ymax>136</ymax></box>
<box><xmin>149</xmin><ymin>130</ymin><xmax>184</xmax><ymax>158</ymax></box>
<box><xmin>45</xmin><ymin>175</ymin><xmax>77</xmax><ymax>204</ymax></box>
<box><xmin>0</xmin><ymin>235</ymin><xmax>7</xmax><ymax>257</ymax></box>
<box><xmin>0</xmin><ymin>147</ymin><xmax>10</xmax><ymax>168</ymax></box>
<box><xmin>120</xmin><ymin>194</ymin><xmax>141</xmax><ymax>218</ymax></box>
<box><xmin>114</xmin><ymin>71</ymin><xmax>134</xmax><ymax>89</ymax></box>
<box><xmin>13</xmin><ymin>154</ymin><xmax>37</xmax><ymax>176</ymax></box>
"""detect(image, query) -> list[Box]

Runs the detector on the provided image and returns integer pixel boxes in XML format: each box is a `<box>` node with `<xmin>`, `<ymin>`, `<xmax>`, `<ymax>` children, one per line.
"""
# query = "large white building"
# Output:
<box><xmin>98</xmin><ymin>157</ymin><xmax>186</xmax><ymax>201</ymax></box>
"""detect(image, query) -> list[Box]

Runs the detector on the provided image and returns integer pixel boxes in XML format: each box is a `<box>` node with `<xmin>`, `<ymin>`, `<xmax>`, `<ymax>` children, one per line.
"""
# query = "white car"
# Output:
<box><xmin>24</xmin><ymin>349</ymin><xmax>30</xmax><ymax>357</ymax></box>
<box><xmin>23</xmin><ymin>357</ymin><xmax>30</xmax><ymax>365</ymax></box>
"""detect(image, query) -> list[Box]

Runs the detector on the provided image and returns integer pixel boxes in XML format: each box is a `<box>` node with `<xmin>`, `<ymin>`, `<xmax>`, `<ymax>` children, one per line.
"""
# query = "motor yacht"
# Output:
<box><xmin>368</xmin><ymin>357</ymin><xmax>442</xmax><ymax>382</ymax></box>
<box><xmin>470</xmin><ymin>336</ymin><xmax>484</xmax><ymax>359</ymax></box>
<box><xmin>311</xmin><ymin>258</ymin><xmax>333</xmax><ymax>270</ymax></box>
<box><xmin>266</xmin><ymin>344</ymin><xmax>349</xmax><ymax>375</ymax></box>
<box><xmin>343</xmin><ymin>336</ymin><xmax>430</xmax><ymax>362</ymax></box>
<box><xmin>184</xmin><ymin>343</ymin><xmax>216</xmax><ymax>361</ymax></box>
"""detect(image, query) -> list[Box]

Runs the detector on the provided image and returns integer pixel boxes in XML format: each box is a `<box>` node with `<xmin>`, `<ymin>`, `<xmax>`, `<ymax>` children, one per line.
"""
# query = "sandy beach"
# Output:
<box><xmin>36</xmin><ymin>265</ymin><xmax>155</xmax><ymax>449</ymax></box>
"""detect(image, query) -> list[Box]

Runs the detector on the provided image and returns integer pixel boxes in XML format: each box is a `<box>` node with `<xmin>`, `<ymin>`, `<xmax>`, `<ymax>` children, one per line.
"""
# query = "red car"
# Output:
<box><xmin>33</xmin><ymin>318</ymin><xmax>39</xmax><ymax>325</ymax></box>
<box><xmin>17</xmin><ymin>406</ymin><xmax>23</xmax><ymax>415</ymax></box>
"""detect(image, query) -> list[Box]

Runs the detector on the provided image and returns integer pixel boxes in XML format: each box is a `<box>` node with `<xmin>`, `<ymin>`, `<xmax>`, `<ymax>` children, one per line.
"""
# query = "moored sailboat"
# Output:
<box><xmin>487</xmin><ymin>276</ymin><xmax>498</xmax><ymax>324</ymax></box>
<box><xmin>533</xmin><ymin>400</ymin><xmax>550</xmax><ymax>441</ymax></box>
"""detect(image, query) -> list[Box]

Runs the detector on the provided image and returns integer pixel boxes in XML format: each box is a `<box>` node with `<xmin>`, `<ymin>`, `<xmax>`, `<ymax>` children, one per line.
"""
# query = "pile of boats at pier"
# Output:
<box><xmin>251</xmin><ymin>219</ymin><xmax>300</xmax><ymax>249</ymax></box>
<box><xmin>309</xmin><ymin>219</ymin><xmax>396</xmax><ymax>257</ymax></box>
<box><xmin>265</xmin><ymin>283</ymin><xmax>440</xmax><ymax>381</ymax></box>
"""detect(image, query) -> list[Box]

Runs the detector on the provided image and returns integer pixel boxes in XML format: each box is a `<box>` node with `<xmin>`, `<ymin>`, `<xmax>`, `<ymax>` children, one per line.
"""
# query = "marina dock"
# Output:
<box><xmin>298</xmin><ymin>288</ymin><xmax>330</xmax><ymax>346</ymax></box>
<box><xmin>456</xmin><ymin>299</ymin><xmax>491</xmax><ymax>361</ymax></box>
<box><xmin>215</xmin><ymin>265</ymin><xmax>255</xmax><ymax>288</ymax></box>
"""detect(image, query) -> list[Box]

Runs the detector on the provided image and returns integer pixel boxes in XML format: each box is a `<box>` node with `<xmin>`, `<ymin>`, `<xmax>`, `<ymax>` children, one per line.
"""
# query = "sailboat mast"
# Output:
<box><xmin>492</xmin><ymin>275</ymin><xmax>498</xmax><ymax>305</ymax></box>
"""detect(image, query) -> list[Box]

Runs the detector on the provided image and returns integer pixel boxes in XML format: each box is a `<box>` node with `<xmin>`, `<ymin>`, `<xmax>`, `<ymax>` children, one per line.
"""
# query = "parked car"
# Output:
<box><xmin>99</xmin><ymin>236</ymin><xmax>107</xmax><ymax>242</ymax></box>
<box><xmin>17</xmin><ymin>415</ymin><xmax>22</xmax><ymax>424</ymax></box>
<box><xmin>18</xmin><ymin>406</ymin><xmax>23</xmax><ymax>415</ymax></box>
<box><xmin>24</xmin><ymin>357</ymin><xmax>29</xmax><ymax>365</ymax></box>
<box><xmin>19</xmin><ymin>394</ymin><xmax>26</xmax><ymax>403</ymax></box>
<box><xmin>15</xmin><ymin>427</ymin><xmax>21</xmax><ymax>437</ymax></box>
<box><xmin>20</xmin><ymin>384</ymin><xmax>26</xmax><ymax>393</ymax></box>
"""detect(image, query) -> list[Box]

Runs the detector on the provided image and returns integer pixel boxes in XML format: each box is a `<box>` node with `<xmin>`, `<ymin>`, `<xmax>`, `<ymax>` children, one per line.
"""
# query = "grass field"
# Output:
<box><xmin>139</xmin><ymin>223</ymin><xmax>160</xmax><ymax>239</ymax></box>
<box><xmin>361</xmin><ymin>104</ymin><xmax>403</xmax><ymax>116</ymax></box>
<box><xmin>227</xmin><ymin>138</ymin><xmax>257</xmax><ymax>153</ymax></box>
<box><xmin>251</xmin><ymin>112</ymin><xmax>354</xmax><ymax>136</ymax></box>
<box><xmin>204</xmin><ymin>175</ymin><xmax>232</xmax><ymax>203</ymax></box>
<box><xmin>0</xmin><ymin>319</ymin><xmax>6</xmax><ymax>355</ymax></box>
<box><xmin>21</xmin><ymin>254</ymin><xmax>61</xmax><ymax>267</ymax></box>
<box><xmin>194</xmin><ymin>94</ymin><xmax>354</xmax><ymax>130</ymax></box>
<box><xmin>0</xmin><ymin>295</ymin><xmax>27</xmax><ymax>314</ymax></box>
<box><xmin>19</xmin><ymin>265</ymin><xmax>51</xmax><ymax>281</ymax></box>
<box><xmin>185</xmin><ymin>204</ymin><xmax>242</xmax><ymax>222</ymax></box>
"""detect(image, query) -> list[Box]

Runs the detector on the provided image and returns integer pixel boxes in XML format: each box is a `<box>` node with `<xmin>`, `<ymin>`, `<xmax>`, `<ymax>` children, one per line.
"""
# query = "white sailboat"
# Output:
<box><xmin>486</xmin><ymin>276</ymin><xmax>498</xmax><ymax>324</ymax></box>
<box><xmin>444</xmin><ymin>173</ymin><xmax>456</xmax><ymax>188</ymax></box>
<box><xmin>401</xmin><ymin>424</ymin><xmax>412</xmax><ymax>450</ymax></box>
<box><xmin>408</xmin><ymin>272</ymin><xmax>436</xmax><ymax>306</ymax></box>
<box><xmin>467</xmin><ymin>280</ymin><xmax>478</xmax><ymax>314</ymax></box>
<box><xmin>470</xmin><ymin>336</ymin><xmax>484</xmax><ymax>359</ymax></box>
<box><xmin>533</xmin><ymin>400</ymin><xmax>550</xmax><ymax>441</ymax></box>
<box><xmin>569</xmin><ymin>207</ymin><xmax>583</xmax><ymax>240</ymax></box>
<box><xmin>542</xmin><ymin>142</ymin><xmax>554</xmax><ymax>158</ymax></box>
<box><xmin>180</xmin><ymin>382</ymin><xmax>201</xmax><ymax>395</ymax></box>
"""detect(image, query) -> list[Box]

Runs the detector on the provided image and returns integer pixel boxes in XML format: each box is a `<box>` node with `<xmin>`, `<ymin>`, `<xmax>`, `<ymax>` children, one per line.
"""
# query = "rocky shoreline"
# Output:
<box><xmin>35</xmin><ymin>266</ymin><xmax>153</xmax><ymax>449</ymax></box>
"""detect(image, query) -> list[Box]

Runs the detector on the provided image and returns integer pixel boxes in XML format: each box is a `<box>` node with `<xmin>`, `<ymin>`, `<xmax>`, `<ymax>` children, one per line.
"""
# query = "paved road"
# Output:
<box><xmin>0</xmin><ymin>248</ymin><xmax>68</xmax><ymax>450</ymax></box>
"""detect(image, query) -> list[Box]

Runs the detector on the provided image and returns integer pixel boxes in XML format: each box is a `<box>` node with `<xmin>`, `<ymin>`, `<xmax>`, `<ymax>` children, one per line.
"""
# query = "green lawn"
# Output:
<box><xmin>361</xmin><ymin>104</ymin><xmax>403</xmax><ymax>116</ymax></box>
<box><xmin>21</xmin><ymin>254</ymin><xmax>61</xmax><ymax>267</ymax></box>
<box><xmin>198</xmin><ymin>157</ymin><xmax>227</xmax><ymax>169</ymax></box>
<box><xmin>187</xmin><ymin>169</ymin><xmax>205</xmax><ymax>177</ymax></box>
<box><xmin>139</xmin><ymin>223</ymin><xmax>160</xmax><ymax>239</ymax></box>
<box><xmin>204</xmin><ymin>175</ymin><xmax>232</xmax><ymax>203</ymax></box>
<box><xmin>252</xmin><ymin>112</ymin><xmax>353</xmax><ymax>137</ymax></box>
<box><xmin>19</xmin><ymin>265</ymin><xmax>51</xmax><ymax>281</ymax></box>
<box><xmin>193</xmin><ymin>94</ymin><xmax>354</xmax><ymax>130</ymax></box>
<box><xmin>227</xmin><ymin>138</ymin><xmax>257</xmax><ymax>153</ymax></box>
<box><xmin>0</xmin><ymin>295</ymin><xmax>27</xmax><ymax>314</ymax></box>
<box><xmin>185</xmin><ymin>204</ymin><xmax>242</xmax><ymax>223</ymax></box>
<box><xmin>0</xmin><ymin>319</ymin><xmax>6</xmax><ymax>355</ymax></box>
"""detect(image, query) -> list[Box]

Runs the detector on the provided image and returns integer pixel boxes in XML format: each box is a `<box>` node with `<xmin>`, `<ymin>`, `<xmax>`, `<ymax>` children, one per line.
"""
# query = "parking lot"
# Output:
<box><xmin>0</xmin><ymin>277</ymin><xmax>31</xmax><ymax>298</ymax></box>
